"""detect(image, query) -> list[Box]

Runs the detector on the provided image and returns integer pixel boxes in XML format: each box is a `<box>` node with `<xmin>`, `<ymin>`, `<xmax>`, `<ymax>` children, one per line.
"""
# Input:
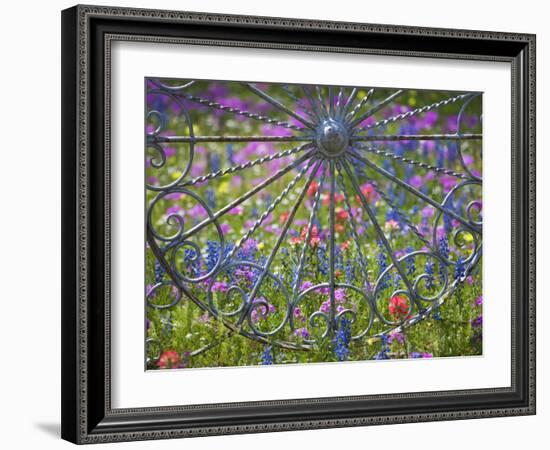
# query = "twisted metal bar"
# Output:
<box><xmin>348</xmin><ymin>89</ymin><xmax>405</xmax><ymax>128</ymax></box>
<box><xmin>301</xmin><ymin>86</ymin><xmax>324</xmax><ymax>121</ymax></box>
<box><xmin>181</xmin><ymin>92</ymin><xmax>305</xmax><ymax>132</ymax></box>
<box><xmin>346</xmin><ymin>150</ymin><xmax>479</xmax><ymax>234</ymax></box>
<box><xmin>356</xmin><ymin>92</ymin><xmax>473</xmax><ymax>133</ymax></box>
<box><xmin>345</xmin><ymin>88</ymin><xmax>374</xmax><ymax>122</ymax></box>
<box><xmin>351</xmin><ymin>133</ymin><xmax>482</xmax><ymax>142</ymax></box>
<box><xmin>282</xmin><ymin>84</ymin><xmax>316</xmax><ymax>120</ymax></box>
<box><xmin>315</xmin><ymin>86</ymin><xmax>330</xmax><ymax>118</ymax></box>
<box><xmin>245</xmin><ymin>83</ymin><xmax>316</xmax><ymax>129</ymax></box>
<box><xmin>339</xmin><ymin>88</ymin><xmax>358</xmax><ymax>121</ymax></box>
<box><xmin>348</xmin><ymin>156</ymin><xmax>433</xmax><ymax>249</ymax></box>
<box><xmin>356</xmin><ymin>144</ymin><xmax>470</xmax><ymax>180</ymax></box>
<box><xmin>181</xmin><ymin>149</ymin><xmax>314</xmax><ymax>239</ymax></box>
<box><xmin>179</xmin><ymin>143</ymin><xmax>310</xmax><ymax>188</ymax></box>
<box><xmin>151</xmin><ymin>135</ymin><xmax>312</xmax><ymax>143</ymax></box>
<box><xmin>225</xmin><ymin>157</ymin><xmax>318</xmax><ymax>262</ymax></box>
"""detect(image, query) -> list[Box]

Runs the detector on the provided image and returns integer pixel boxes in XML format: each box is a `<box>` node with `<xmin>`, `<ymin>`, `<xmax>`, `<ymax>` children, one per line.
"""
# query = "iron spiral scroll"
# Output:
<box><xmin>145</xmin><ymin>78</ymin><xmax>482</xmax><ymax>357</ymax></box>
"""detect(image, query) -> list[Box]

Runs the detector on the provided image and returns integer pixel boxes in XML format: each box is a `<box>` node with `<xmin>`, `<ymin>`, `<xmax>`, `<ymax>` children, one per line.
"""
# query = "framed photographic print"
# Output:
<box><xmin>61</xmin><ymin>4</ymin><xmax>536</xmax><ymax>444</ymax></box>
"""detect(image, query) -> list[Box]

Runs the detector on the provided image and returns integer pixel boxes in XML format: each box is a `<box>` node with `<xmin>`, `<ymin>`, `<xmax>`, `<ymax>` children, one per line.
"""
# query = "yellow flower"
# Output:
<box><xmin>257</xmin><ymin>242</ymin><xmax>265</xmax><ymax>250</ymax></box>
<box><xmin>217</xmin><ymin>181</ymin><xmax>230</xmax><ymax>194</ymax></box>
<box><xmin>171</xmin><ymin>171</ymin><xmax>182</xmax><ymax>180</ymax></box>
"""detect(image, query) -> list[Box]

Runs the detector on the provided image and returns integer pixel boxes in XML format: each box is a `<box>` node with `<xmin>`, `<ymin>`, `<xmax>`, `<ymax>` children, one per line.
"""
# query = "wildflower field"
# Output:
<box><xmin>145</xmin><ymin>79</ymin><xmax>483</xmax><ymax>370</ymax></box>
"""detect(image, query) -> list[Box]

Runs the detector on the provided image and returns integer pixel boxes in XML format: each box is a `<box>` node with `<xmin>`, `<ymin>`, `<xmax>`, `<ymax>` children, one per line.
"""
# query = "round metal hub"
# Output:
<box><xmin>316</xmin><ymin>119</ymin><xmax>349</xmax><ymax>158</ymax></box>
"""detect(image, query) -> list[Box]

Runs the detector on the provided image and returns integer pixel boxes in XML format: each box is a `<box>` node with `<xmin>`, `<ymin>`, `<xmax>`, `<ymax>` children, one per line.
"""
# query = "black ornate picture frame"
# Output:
<box><xmin>61</xmin><ymin>4</ymin><xmax>536</xmax><ymax>444</ymax></box>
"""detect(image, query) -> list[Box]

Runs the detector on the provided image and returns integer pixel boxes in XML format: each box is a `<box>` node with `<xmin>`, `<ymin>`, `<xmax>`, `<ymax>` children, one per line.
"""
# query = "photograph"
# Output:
<box><xmin>145</xmin><ymin>78</ymin><xmax>483</xmax><ymax>370</ymax></box>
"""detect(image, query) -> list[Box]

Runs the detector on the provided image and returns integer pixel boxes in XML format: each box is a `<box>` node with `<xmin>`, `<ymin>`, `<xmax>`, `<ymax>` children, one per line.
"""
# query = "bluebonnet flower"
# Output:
<box><xmin>333</xmin><ymin>318</ymin><xmax>351</xmax><ymax>361</ymax></box>
<box><xmin>154</xmin><ymin>259</ymin><xmax>165</xmax><ymax>283</ymax></box>
<box><xmin>454</xmin><ymin>256</ymin><xmax>466</xmax><ymax>281</ymax></box>
<box><xmin>425</xmin><ymin>260</ymin><xmax>435</xmax><ymax>290</ymax></box>
<box><xmin>317</xmin><ymin>247</ymin><xmax>328</xmax><ymax>276</ymax></box>
<box><xmin>205</xmin><ymin>240</ymin><xmax>220</xmax><ymax>272</ymax></box>
<box><xmin>377</xmin><ymin>244</ymin><xmax>390</xmax><ymax>290</ymax></box>
<box><xmin>206</xmin><ymin>188</ymin><xmax>216</xmax><ymax>210</ymax></box>
<box><xmin>443</xmin><ymin>213</ymin><xmax>453</xmax><ymax>233</ymax></box>
<box><xmin>183</xmin><ymin>248</ymin><xmax>200</xmax><ymax>276</ymax></box>
<box><xmin>226</xmin><ymin>144</ymin><xmax>235</xmax><ymax>165</ymax></box>
<box><xmin>436</xmin><ymin>143</ymin><xmax>446</xmax><ymax>168</ymax></box>
<box><xmin>439</xmin><ymin>236</ymin><xmax>449</xmax><ymax>259</ymax></box>
<box><xmin>335</xmin><ymin>247</ymin><xmax>344</xmax><ymax>274</ymax></box>
<box><xmin>438</xmin><ymin>236</ymin><xmax>450</xmax><ymax>279</ymax></box>
<box><xmin>383</xmin><ymin>158</ymin><xmax>395</xmax><ymax>175</ymax></box>
<box><xmin>210</xmin><ymin>153</ymin><xmax>221</xmax><ymax>172</ymax></box>
<box><xmin>404</xmin><ymin>164</ymin><xmax>414</xmax><ymax>180</ymax></box>
<box><xmin>447</xmin><ymin>142</ymin><xmax>457</xmax><ymax>163</ymax></box>
<box><xmin>394</xmin><ymin>273</ymin><xmax>402</xmax><ymax>288</ymax></box>
<box><xmin>385</xmin><ymin>209</ymin><xmax>400</xmax><ymax>223</ymax></box>
<box><xmin>261</xmin><ymin>345</ymin><xmax>273</xmax><ymax>365</ymax></box>
<box><xmin>373</xmin><ymin>335</ymin><xmax>390</xmax><ymax>360</ymax></box>
<box><xmin>397</xmin><ymin>190</ymin><xmax>406</xmax><ymax>207</ymax></box>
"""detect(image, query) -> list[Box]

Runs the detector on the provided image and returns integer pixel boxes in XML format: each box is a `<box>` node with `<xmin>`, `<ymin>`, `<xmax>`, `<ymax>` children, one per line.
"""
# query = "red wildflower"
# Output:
<box><xmin>355</xmin><ymin>183</ymin><xmax>376</xmax><ymax>203</ymax></box>
<box><xmin>336</xmin><ymin>209</ymin><xmax>349</xmax><ymax>222</ymax></box>
<box><xmin>322</xmin><ymin>192</ymin><xmax>344</xmax><ymax>205</ymax></box>
<box><xmin>341</xmin><ymin>240</ymin><xmax>351</xmax><ymax>251</ymax></box>
<box><xmin>157</xmin><ymin>350</ymin><xmax>181</xmax><ymax>369</ymax></box>
<box><xmin>291</xmin><ymin>225</ymin><xmax>321</xmax><ymax>247</ymax></box>
<box><xmin>307</xmin><ymin>181</ymin><xmax>319</xmax><ymax>197</ymax></box>
<box><xmin>279</xmin><ymin>211</ymin><xmax>290</xmax><ymax>224</ymax></box>
<box><xmin>389</xmin><ymin>295</ymin><xmax>409</xmax><ymax>320</ymax></box>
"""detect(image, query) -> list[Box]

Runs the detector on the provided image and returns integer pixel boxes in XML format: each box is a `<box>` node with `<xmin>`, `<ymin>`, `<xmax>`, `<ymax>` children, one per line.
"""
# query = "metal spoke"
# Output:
<box><xmin>339</xmin><ymin>88</ymin><xmax>359</xmax><ymax>121</ymax></box>
<box><xmin>348</xmin><ymin>89</ymin><xmax>404</xmax><ymax>128</ymax></box>
<box><xmin>334</xmin><ymin>87</ymin><xmax>344</xmax><ymax>117</ymax></box>
<box><xmin>245</xmin><ymin>83</ymin><xmax>316</xmax><ymax>129</ymax></box>
<box><xmin>180</xmin><ymin>149</ymin><xmax>315</xmax><ymax>239</ymax></box>
<box><xmin>345</xmin><ymin>88</ymin><xmax>374</xmax><ymax>123</ymax></box>
<box><xmin>282</xmin><ymin>84</ymin><xmax>317</xmax><ymax>121</ymax></box>
<box><xmin>345</xmin><ymin>150</ymin><xmax>479</xmax><ymax>233</ymax></box>
<box><xmin>225</xmin><ymin>157</ymin><xmax>318</xmax><ymax>262</ymax></box>
<box><xmin>348</xmin><ymin>155</ymin><xmax>433</xmax><ymax>249</ymax></box>
<box><xmin>238</xmin><ymin>158</ymin><xmax>324</xmax><ymax>325</ymax></box>
<box><xmin>291</xmin><ymin>166</ymin><xmax>326</xmax><ymax>302</ymax></box>
<box><xmin>341</xmin><ymin>159</ymin><xmax>417</xmax><ymax>304</ymax></box>
<box><xmin>335</xmin><ymin>164</ymin><xmax>371</xmax><ymax>284</ymax></box>
<box><xmin>351</xmin><ymin>133</ymin><xmax>482</xmax><ymax>142</ymax></box>
<box><xmin>150</xmin><ymin>135</ymin><xmax>312</xmax><ymax>144</ymax></box>
<box><xmin>328</xmin><ymin>159</ymin><xmax>337</xmax><ymax>328</ymax></box>
<box><xmin>315</xmin><ymin>86</ymin><xmax>330</xmax><ymax>118</ymax></box>
<box><xmin>355</xmin><ymin>144</ymin><xmax>470</xmax><ymax>180</ymax></box>
<box><xmin>179</xmin><ymin>144</ymin><xmax>310</xmax><ymax>188</ymax></box>
<box><xmin>181</xmin><ymin>92</ymin><xmax>306</xmax><ymax>132</ymax></box>
<box><xmin>328</xmin><ymin>86</ymin><xmax>335</xmax><ymax>117</ymax></box>
<box><xmin>302</xmin><ymin>86</ymin><xmax>324</xmax><ymax>121</ymax></box>
<box><xmin>356</xmin><ymin>92</ymin><xmax>473</xmax><ymax>133</ymax></box>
